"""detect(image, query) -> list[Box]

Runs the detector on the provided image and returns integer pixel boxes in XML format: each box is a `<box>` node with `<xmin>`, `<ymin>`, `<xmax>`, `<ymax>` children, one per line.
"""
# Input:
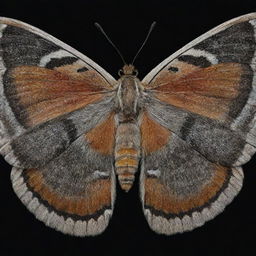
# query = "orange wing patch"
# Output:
<box><xmin>86</xmin><ymin>113</ymin><xmax>116</xmax><ymax>155</ymax></box>
<box><xmin>140</xmin><ymin>112</ymin><xmax>171</xmax><ymax>155</ymax></box>
<box><xmin>144</xmin><ymin>165</ymin><xmax>229</xmax><ymax>215</ymax></box>
<box><xmin>9</xmin><ymin>66</ymin><xmax>110</xmax><ymax>127</ymax></box>
<box><xmin>25</xmin><ymin>168</ymin><xmax>111</xmax><ymax>217</ymax></box>
<box><xmin>150</xmin><ymin>62</ymin><xmax>245</xmax><ymax>121</ymax></box>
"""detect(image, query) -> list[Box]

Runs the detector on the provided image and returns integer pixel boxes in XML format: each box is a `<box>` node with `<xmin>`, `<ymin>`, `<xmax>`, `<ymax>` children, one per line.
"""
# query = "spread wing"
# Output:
<box><xmin>0</xmin><ymin>17</ymin><xmax>117</xmax><ymax>236</ymax></box>
<box><xmin>140</xmin><ymin>13</ymin><xmax>256</xmax><ymax>234</ymax></box>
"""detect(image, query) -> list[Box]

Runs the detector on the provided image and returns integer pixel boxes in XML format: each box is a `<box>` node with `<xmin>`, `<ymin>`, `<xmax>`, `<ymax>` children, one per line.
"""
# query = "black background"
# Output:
<box><xmin>1</xmin><ymin>0</ymin><xmax>256</xmax><ymax>255</ymax></box>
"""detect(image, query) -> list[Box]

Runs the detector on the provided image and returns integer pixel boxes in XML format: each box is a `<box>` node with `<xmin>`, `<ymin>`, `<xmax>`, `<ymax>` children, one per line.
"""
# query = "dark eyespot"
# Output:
<box><xmin>168</xmin><ymin>66</ymin><xmax>179</xmax><ymax>72</ymax></box>
<box><xmin>46</xmin><ymin>57</ymin><xmax>78</xmax><ymax>69</ymax></box>
<box><xmin>77</xmin><ymin>67</ymin><xmax>88</xmax><ymax>72</ymax></box>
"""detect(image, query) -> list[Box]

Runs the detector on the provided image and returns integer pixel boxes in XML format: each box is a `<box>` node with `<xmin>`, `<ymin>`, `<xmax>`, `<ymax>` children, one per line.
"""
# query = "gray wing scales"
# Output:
<box><xmin>11</xmin><ymin>135</ymin><xmax>116</xmax><ymax>236</ymax></box>
<box><xmin>144</xmin><ymin>97</ymin><xmax>251</xmax><ymax>167</ymax></box>
<box><xmin>1</xmin><ymin>96</ymin><xmax>114</xmax><ymax>168</ymax></box>
<box><xmin>0</xmin><ymin>17</ymin><xmax>115</xmax><ymax>83</ymax></box>
<box><xmin>140</xmin><ymin>131</ymin><xmax>243</xmax><ymax>235</ymax></box>
<box><xmin>10</xmin><ymin>111</ymin><xmax>117</xmax><ymax>236</ymax></box>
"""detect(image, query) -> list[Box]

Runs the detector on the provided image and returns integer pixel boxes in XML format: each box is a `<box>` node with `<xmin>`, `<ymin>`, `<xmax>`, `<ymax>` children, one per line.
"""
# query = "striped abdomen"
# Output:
<box><xmin>115</xmin><ymin>123</ymin><xmax>141</xmax><ymax>192</ymax></box>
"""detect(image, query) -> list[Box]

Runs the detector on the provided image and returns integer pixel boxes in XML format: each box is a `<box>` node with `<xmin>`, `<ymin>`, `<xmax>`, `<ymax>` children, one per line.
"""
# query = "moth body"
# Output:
<box><xmin>115</xmin><ymin>65</ymin><xmax>142</xmax><ymax>191</ymax></box>
<box><xmin>1</xmin><ymin>14</ymin><xmax>256</xmax><ymax>236</ymax></box>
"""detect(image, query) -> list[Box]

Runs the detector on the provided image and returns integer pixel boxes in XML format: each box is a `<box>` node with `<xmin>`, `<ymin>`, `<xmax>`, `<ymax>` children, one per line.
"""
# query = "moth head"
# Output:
<box><xmin>118</xmin><ymin>64</ymin><xmax>138</xmax><ymax>77</ymax></box>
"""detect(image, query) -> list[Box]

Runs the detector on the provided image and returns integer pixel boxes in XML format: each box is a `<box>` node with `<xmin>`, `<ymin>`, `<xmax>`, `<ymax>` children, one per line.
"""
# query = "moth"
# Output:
<box><xmin>0</xmin><ymin>13</ymin><xmax>256</xmax><ymax>236</ymax></box>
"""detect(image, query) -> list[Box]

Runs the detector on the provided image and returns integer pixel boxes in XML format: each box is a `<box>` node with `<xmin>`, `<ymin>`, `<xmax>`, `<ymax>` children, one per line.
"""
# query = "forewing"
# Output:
<box><xmin>142</xmin><ymin>13</ymin><xmax>256</xmax><ymax>167</ymax></box>
<box><xmin>140</xmin><ymin>113</ymin><xmax>243</xmax><ymax>235</ymax></box>
<box><xmin>0</xmin><ymin>17</ymin><xmax>116</xmax><ymax>168</ymax></box>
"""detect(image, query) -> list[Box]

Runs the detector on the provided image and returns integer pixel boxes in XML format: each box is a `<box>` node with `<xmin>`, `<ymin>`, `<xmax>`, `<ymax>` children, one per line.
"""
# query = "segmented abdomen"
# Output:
<box><xmin>114</xmin><ymin>123</ymin><xmax>140</xmax><ymax>192</ymax></box>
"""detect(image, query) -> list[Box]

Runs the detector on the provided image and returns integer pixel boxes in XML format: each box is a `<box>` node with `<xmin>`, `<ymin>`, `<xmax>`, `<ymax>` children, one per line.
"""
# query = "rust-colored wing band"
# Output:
<box><xmin>10</xmin><ymin>120</ymin><xmax>117</xmax><ymax>236</ymax></box>
<box><xmin>140</xmin><ymin>112</ymin><xmax>171</xmax><ymax>155</ymax></box>
<box><xmin>140</xmin><ymin>130</ymin><xmax>244</xmax><ymax>235</ymax></box>
<box><xmin>142</xmin><ymin>166</ymin><xmax>243</xmax><ymax>235</ymax></box>
<box><xmin>4</xmin><ymin>65</ymin><xmax>110</xmax><ymax>127</ymax></box>
<box><xmin>86</xmin><ymin>112</ymin><xmax>116</xmax><ymax>155</ymax></box>
<box><xmin>11</xmin><ymin>167</ymin><xmax>114</xmax><ymax>236</ymax></box>
<box><xmin>150</xmin><ymin>62</ymin><xmax>251</xmax><ymax>122</ymax></box>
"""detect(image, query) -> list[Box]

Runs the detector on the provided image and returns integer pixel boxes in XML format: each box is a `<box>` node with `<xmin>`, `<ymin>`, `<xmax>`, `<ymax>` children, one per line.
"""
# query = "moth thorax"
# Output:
<box><xmin>117</xmin><ymin>76</ymin><xmax>140</xmax><ymax>121</ymax></box>
<box><xmin>114</xmin><ymin>123</ymin><xmax>141</xmax><ymax>192</ymax></box>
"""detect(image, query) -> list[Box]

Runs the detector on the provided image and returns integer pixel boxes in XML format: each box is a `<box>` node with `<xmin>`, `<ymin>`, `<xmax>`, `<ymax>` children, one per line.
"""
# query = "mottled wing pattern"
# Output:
<box><xmin>140</xmin><ymin>13</ymin><xmax>256</xmax><ymax>234</ymax></box>
<box><xmin>11</xmin><ymin>112</ymin><xmax>117</xmax><ymax>236</ymax></box>
<box><xmin>140</xmin><ymin>113</ymin><xmax>243</xmax><ymax>234</ymax></box>
<box><xmin>0</xmin><ymin>17</ymin><xmax>117</xmax><ymax>235</ymax></box>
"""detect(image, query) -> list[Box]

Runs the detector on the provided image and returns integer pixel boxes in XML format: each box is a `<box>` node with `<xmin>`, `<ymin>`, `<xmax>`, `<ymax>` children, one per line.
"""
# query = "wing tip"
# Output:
<box><xmin>142</xmin><ymin>12</ymin><xmax>256</xmax><ymax>84</ymax></box>
<box><xmin>0</xmin><ymin>16</ymin><xmax>116</xmax><ymax>86</ymax></box>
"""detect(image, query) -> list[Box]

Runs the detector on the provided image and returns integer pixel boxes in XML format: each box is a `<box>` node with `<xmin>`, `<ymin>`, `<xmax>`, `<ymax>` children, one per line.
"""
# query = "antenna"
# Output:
<box><xmin>94</xmin><ymin>22</ymin><xmax>127</xmax><ymax>65</ymax></box>
<box><xmin>131</xmin><ymin>21</ymin><xmax>156</xmax><ymax>65</ymax></box>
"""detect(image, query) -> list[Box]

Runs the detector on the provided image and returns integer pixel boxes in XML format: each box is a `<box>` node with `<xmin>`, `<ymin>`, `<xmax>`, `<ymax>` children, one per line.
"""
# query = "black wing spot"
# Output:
<box><xmin>168</xmin><ymin>66</ymin><xmax>179</xmax><ymax>72</ymax></box>
<box><xmin>45</xmin><ymin>57</ymin><xmax>78</xmax><ymax>69</ymax></box>
<box><xmin>77</xmin><ymin>67</ymin><xmax>89</xmax><ymax>72</ymax></box>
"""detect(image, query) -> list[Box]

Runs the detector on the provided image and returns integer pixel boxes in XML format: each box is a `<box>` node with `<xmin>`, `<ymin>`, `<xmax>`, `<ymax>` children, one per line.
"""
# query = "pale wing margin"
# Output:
<box><xmin>0</xmin><ymin>17</ymin><xmax>116</xmax><ymax>85</ymax></box>
<box><xmin>143</xmin><ymin>12</ymin><xmax>256</xmax><ymax>84</ymax></box>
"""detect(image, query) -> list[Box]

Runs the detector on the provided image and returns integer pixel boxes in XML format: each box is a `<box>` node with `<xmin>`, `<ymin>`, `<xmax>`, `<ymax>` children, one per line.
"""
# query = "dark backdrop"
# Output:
<box><xmin>0</xmin><ymin>0</ymin><xmax>256</xmax><ymax>255</ymax></box>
